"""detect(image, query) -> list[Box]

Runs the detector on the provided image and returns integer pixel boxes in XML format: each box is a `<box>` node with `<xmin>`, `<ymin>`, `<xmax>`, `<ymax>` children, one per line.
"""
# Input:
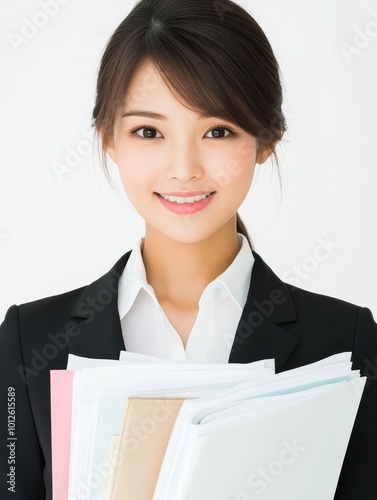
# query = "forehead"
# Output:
<box><xmin>129</xmin><ymin>60</ymin><xmax>162</xmax><ymax>88</ymax></box>
<box><xmin>126</xmin><ymin>61</ymin><xmax>169</xmax><ymax>102</ymax></box>
<box><xmin>124</xmin><ymin>61</ymin><xmax>196</xmax><ymax>118</ymax></box>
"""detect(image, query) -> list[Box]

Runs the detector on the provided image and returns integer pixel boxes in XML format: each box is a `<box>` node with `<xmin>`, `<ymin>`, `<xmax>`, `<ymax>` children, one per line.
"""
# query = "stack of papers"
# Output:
<box><xmin>50</xmin><ymin>352</ymin><xmax>366</xmax><ymax>500</ymax></box>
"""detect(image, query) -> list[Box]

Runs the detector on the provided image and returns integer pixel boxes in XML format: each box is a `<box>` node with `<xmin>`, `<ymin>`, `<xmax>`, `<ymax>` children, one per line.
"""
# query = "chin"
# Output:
<box><xmin>153</xmin><ymin>225</ymin><xmax>225</xmax><ymax>245</ymax></box>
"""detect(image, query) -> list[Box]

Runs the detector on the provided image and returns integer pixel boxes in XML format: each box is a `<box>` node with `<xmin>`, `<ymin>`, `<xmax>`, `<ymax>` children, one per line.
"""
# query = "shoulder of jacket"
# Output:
<box><xmin>283</xmin><ymin>280</ymin><xmax>363</xmax><ymax>325</ymax></box>
<box><xmin>17</xmin><ymin>284</ymin><xmax>87</xmax><ymax>317</ymax></box>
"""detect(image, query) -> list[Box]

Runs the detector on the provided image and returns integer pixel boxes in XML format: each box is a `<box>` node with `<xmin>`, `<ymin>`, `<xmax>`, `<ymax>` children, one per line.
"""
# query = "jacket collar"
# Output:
<box><xmin>228</xmin><ymin>250</ymin><xmax>299</xmax><ymax>371</ymax></box>
<box><xmin>68</xmin><ymin>249</ymin><xmax>299</xmax><ymax>372</ymax></box>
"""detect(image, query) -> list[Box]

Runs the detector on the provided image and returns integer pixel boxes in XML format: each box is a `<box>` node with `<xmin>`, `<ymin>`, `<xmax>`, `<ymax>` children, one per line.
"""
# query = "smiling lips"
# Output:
<box><xmin>155</xmin><ymin>191</ymin><xmax>216</xmax><ymax>214</ymax></box>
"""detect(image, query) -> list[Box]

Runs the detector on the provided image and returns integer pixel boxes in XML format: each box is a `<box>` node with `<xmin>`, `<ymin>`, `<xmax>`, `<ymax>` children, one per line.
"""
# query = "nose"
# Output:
<box><xmin>165</xmin><ymin>145</ymin><xmax>204</xmax><ymax>183</ymax></box>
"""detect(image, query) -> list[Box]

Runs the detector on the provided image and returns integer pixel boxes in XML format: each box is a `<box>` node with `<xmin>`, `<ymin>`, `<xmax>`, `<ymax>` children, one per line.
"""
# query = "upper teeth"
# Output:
<box><xmin>159</xmin><ymin>193</ymin><xmax>211</xmax><ymax>203</ymax></box>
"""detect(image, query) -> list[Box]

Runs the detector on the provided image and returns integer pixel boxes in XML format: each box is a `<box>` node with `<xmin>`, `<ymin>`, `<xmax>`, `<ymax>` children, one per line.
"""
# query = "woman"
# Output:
<box><xmin>1</xmin><ymin>0</ymin><xmax>376</xmax><ymax>498</ymax></box>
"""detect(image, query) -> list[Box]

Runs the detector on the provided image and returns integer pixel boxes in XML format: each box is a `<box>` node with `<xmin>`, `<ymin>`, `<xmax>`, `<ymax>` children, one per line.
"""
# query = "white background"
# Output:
<box><xmin>1</xmin><ymin>0</ymin><xmax>376</xmax><ymax>321</ymax></box>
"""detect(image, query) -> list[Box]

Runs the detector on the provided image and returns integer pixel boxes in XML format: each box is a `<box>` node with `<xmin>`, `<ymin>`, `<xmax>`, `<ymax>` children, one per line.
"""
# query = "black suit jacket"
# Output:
<box><xmin>1</xmin><ymin>248</ymin><xmax>376</xmax><ymax>499</ymax></box>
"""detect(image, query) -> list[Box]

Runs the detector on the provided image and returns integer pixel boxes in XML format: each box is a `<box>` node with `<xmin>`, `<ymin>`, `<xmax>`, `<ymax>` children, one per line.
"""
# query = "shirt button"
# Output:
<box><xmin>213</xmin><ymin>287</ymin><xmax>222</xmax><ymax>299</ymax></box>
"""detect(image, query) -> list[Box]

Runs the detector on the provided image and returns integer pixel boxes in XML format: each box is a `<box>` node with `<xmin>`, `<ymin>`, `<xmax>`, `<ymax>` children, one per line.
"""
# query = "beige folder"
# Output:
<box><xmin>106</xmin><ymin>397</ymin><xmax>187</xmax><ymax>500</ymax></box>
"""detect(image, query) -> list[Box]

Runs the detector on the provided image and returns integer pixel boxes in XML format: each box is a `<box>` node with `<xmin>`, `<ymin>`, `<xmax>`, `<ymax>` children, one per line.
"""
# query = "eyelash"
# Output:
<box><xmin>127</xmin><ymin>124</ymin><xmax>237</xmax><ymax>141</ymax></box>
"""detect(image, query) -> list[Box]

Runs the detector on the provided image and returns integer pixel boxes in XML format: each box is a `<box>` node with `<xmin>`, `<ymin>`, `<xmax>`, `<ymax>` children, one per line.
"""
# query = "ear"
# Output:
<box><xmin>99</xmin><ymin>129</ymin><xmax>117</xmax><ymax>164</ymax></box>
<box><xmin>256</xmin><ymin>145</ymin><xmax>273</xmax><ymax>164</ymax></box>
<box><xmin>106</xmin><ymin>143</ymin><xmax>117</xmax><ymax>164</ymax></box>
<box><xmin>256</xmin><ymin>137</ymin><xmax>280</xmax><ymax>165</ymax></box>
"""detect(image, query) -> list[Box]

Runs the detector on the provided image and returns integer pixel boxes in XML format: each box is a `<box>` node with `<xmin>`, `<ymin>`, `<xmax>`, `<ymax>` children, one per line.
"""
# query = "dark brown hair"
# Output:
<box><xmin>91</xmin><ymin>0</ymin><xmax>287</xmax><ymax>250</ymax></box>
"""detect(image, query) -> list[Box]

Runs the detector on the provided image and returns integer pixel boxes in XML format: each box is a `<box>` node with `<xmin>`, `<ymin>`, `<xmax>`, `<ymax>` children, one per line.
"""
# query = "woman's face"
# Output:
<box><xmin>105</xmin><ymin>61</ymin><xmax>269</xmax><ymax>244</ymax></box>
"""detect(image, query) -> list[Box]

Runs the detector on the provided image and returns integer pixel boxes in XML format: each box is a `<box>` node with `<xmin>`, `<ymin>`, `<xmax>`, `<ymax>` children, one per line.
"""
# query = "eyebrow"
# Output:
<box><xmin>121</xmin><ymin>110</ymin><xmax>219</xmax><ymax>120</ymax></box>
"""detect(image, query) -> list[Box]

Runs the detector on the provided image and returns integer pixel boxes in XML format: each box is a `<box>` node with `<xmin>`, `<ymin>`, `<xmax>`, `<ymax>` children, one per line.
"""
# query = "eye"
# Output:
<box><xmin>128</xmin><ymin>126</ymin><xmax>163</xmax><ymax>139</ymax></box>
<box><xmin>205</xmin><ymin>125</ymin><xmax>236</xmax><ymax>140</ymax></box>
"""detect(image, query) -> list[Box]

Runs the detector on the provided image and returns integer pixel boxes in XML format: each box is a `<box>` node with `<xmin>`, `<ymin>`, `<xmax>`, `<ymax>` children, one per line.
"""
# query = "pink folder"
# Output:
<box><xmin>50</xmin><ymin>369</ymin><xmax>75</xmax><ymax>500</ymax></box>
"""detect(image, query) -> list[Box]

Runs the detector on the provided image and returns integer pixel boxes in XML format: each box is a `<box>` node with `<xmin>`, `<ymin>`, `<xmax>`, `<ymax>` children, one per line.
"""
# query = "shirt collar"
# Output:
<box><xmin>117</xmin><ymin>236</ymin><xmax>157</xmax><ymax>320</ymax></box>
<box><xmin>117</xmin><ymin>232</ymin><xmax>255</xmax><ymax>320</ymax></box>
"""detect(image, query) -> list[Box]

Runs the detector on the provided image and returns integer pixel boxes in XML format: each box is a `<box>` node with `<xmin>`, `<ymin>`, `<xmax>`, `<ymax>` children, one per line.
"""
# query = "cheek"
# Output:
<box><xmin>212</xmin><ymin>151</ymin><xmax>255</xmax><ymax>192</ymax></box>
<box><xmin>116</xmin><ymin>152</ymin><xmax>153</xmax><ymax>189</ymax></box>
<box><xmin>118</xmin><ymin>168</ymin><xmax>151</xmax><ymax>198</ymax></box>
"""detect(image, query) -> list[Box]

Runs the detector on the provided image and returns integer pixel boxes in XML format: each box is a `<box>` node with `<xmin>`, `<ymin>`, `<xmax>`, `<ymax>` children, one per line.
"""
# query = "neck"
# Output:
<box><xmin>141</xmin><ymin>218</ymin><xmax>241</xmax><ymax>307</ymax></box>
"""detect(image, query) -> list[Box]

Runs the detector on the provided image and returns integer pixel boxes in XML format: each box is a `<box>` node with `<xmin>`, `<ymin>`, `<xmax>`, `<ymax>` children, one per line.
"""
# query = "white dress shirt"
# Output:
<box><xmin>117</xmin><ymin>233</ymin><xmax>255</xmax><ymax>362</ymax></box>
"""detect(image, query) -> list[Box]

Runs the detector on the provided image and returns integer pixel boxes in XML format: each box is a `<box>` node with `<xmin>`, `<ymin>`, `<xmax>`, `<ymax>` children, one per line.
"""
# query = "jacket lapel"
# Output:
<box><xmin>68</xmin><ymin>248</ymin><xmax>299</xmax><ymax>371</ymax></box>
<box><xmin>228</xmin><ymin>251</ymin><xmax>299</xmax><ymax>372</ymax></box>
<box><xmin>68</xmin><ymin>252</ymin><xmax>130</xmax><ymax>359</ymax></box>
